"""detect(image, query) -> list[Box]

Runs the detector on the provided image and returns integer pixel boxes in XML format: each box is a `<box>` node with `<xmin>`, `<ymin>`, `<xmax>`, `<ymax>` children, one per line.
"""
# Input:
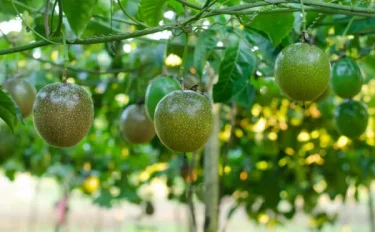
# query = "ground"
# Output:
<box><xmin>0</xmin><ymin>172</ymin><xmax>371</xmax><ymax>232</ymax></box>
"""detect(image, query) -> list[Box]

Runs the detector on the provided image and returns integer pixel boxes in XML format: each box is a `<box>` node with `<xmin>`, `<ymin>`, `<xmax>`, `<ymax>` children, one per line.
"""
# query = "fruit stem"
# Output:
<box><xmin>179</xmin><ymin>32</ymin><xmax>190</xmax><ymax>90</ymax></box>
<box><xmin>299</xmin><ymin>0</ymin><xmax>307</xmax><ymax>31</ymax></box>
<box><xmin>300</xmin><ymin>30</ymin><xmax>311</xmax><ymax>44</ymax></box>
<box><xmin>61</xmin><ymin>31</ymin><xmax>69</xmax><ymax>83</ymax></box>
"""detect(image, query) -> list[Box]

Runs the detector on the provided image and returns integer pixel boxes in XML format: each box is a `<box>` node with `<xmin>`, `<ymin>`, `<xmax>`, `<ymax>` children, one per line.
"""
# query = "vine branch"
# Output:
<box><xmin>1</xmin><ymin>0</ymin><xmax>375</xmax><ymax>55</ymax></box>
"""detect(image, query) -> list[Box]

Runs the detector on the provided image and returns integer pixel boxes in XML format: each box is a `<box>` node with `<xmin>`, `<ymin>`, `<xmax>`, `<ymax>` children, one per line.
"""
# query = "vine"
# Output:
<box><xmin>1</xmin><ymin>0</ymin><xmax>374</xmax><ymax>55</ymax></box>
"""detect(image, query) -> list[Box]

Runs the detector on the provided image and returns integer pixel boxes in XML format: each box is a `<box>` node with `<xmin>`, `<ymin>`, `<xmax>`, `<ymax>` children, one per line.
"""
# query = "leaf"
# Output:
<box><xmin>138</xmin><ymin>0</ymin><xmax>169</xmax><ymax>27</ymax></box>
<box><xmin>244</xmin><ymin>29</ymin><xmax>279</xmax><ymax>66</ymax></box>
<box><xmin>25</xmin><ymin>0</ymin><xmax>44</xmax><ymax>9</ymax></box>
<box><xmin>194</xmin><ymin>30</ymin><xmax>218</xmax><ymax>77</ymax></box>
<box><xmin>248</xmin><ymin>13</ymin><xmax>295</xmax><ymax>46</ymax></box>
<box><xmin>231</xmin><ymin>80</ymin><xmax>255</xmax><ymax>108</ymax></box>
<box><xmin>120</xmin><ymin>0</ymin><xmax>141</xmax><ymax>17</ymax></box>
<box><xmin>62</xmin><ymin>0</ymin><xmax>98</xmax><ymax>37</ymax></box>
<box><xmin>348</xmin><ymin>18</ymin><xmax>375</xmax><ymax>34</ymax></box>
<box><xmin>213</xmin><ymin>34</ymin><xmax>256</xmax><ymax>107</ymax></box>
<box><xmin>0</xmin><ymin>88</ymin><xmax>20</xmax><ymax>133</ymax></box>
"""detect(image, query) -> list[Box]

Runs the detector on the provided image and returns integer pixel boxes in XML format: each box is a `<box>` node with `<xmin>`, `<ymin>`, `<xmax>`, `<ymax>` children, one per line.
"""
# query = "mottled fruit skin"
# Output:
<box><xmin>154</xmin><ymin>90</ymin><xmax>213</xmax><ymax>152</ymax></box>
<box><xmin>4</xmin><ymin>78</ymin><xmax>37</xmax><ymax>118</ymax></box>
<box><xmin>120</xmin><ymin>104</ymin><xmax>155</xmax><ymax>144</ymax></box>
<box><xmin>275</xmin><ymin>43</ymin><xmax>331</xmax><ymax>101</ymax></box>
<box><xmin>334</xmin><ymin>99</ymin><xmax>368</xmax><ymax>138</ymax></box>
<box><xmin>145</xmin><ymin>76</ymin><xmax>180</xmax><ymax>121</ymax></box>
<box><xmin>33</xmin><ymin>82</ymin><xmax>94</xmax><ymax>148</ymax></box>
<box><xmin>331</xmin><ymin>57</ymin><xmax>363</xmax><ymax>98</ymax></box>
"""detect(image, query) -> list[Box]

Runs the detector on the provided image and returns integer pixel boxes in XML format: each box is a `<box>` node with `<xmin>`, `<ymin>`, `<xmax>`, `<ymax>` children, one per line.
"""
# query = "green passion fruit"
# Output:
<box><xmin>145</xmin><ymin>76</ymin><xmax>180</xmax><ymax>121</ymax></box>
<box><xmin>334</xmin><ymin>99</ymin><xmax>368</xmax><ymax>138</ymax></box>
<box><xmin>331</xmin><ymin>57</ymin><xmax>363</xmax><ymax>99</ymax></box>
<box><xmin>274</xmin><ymin>43</ymin><xmax>331</xmax><ymax>102</ymax></box>
<box><xmin>33</xmin><ymin>82</ymin><xmax>94</xmax><ymax>148</ymax></box>
<box><xmin>120</xmin><ymin>104</ymin><xmax>155</xmax><ymax>144</ymax></box>
<box><xmin>4</xmin><ymin>78</ymin><xmax>37</xmax><ymax>118</ymax></box>
<box><xmin>154</xmin><ymin>90</ymin><xmax>213</xmax><ymax>152</ymax></box>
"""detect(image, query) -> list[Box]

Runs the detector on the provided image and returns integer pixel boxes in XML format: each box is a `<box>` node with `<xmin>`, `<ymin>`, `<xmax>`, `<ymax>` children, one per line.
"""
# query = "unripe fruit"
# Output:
<box><xmin>275</xmin><ymin>43</ymin><xmax>331</xmax><ymax>102</ymax></box>
<box><xmin>120</xmin><ymin>104</ymin><xmax>155</xmax><ymax>144</ymax></box>
<box><xmin>4</xmin><ymin>78</ymin><xmax>37</xmax><ymax>118</ymax></box>
<box><xmin>314</xmin><ymin>86</ymin><xmax>331</xmax><ymax>103</ymax></box>
<box><xmin>334</xmin><ymin>99</ymin><xmax>368</xmax><ymax>138</ymax></box>
<box><xmin>154</xmin><ymin>90</ymin><xmax>213</xmax><ymax>152</ymax></box>
<box><xmin>145</xmin><ymin>76</ymin><xmax>180</xmax><ymax>121</ymax></box>
<box><xmin>331</xmin><ymin>57</ymin><xmax>363</xmax><ymax>98</ymax></box>
<box><xmin>33</xmin><ymin>82</ymin><xmax>94</xmax><ymax>148</ymax></box>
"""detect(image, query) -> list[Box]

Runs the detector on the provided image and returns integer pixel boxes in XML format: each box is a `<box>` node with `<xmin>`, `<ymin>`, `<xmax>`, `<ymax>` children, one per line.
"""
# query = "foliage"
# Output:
<box><xmin>1</xmin><ymin>0</ymin><xmax>375</xmax><ymax>230</ymax></box>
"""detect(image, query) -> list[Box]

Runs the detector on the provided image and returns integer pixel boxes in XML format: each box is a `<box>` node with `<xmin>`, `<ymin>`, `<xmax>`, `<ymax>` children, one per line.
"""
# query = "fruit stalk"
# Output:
<box><xmin>299</xmin><ymin>0</ymin><xmax>307</xmax><ymax>31</ymax></box>
<box><xmin>179</xmin><ymin>32</ymin><xmax>190</xmax><ymax>90</ymax></box>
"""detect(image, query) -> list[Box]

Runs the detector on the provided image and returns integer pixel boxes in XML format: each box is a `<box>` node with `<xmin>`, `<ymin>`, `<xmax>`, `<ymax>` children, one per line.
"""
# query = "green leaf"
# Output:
<box><xmin>0</xmin><ymin>88</ymin><xmax>20</xmax><ymax>133</ymax></box>
<box><xmin>248</xmin><ymin>13</ymin><xmax>295</xmax><ymax>46</ymax></box>
<box><xmin>213</xmin><ymin>34</ymin><xmax>256</xmax><ymax>107</ymax></box>
<box><xmin>244</xmin><ymin>29</ymin><xmax>279</xmax><ymax>66</ymax></box>
<box><xmin>194</xmin><ymin>30</ymin><xmax>218</xmax><ymax>77</ymax></box>
<box><xmin>25</xmin><ymin>0</ymin><xmax>44</xmax><ymax>9</ymax></box>
<box><xmin>120</xmin><ymin>0</ymin><xmax>140</xmax><ymax>17</ymax></box>
<box><xmin>231</xmin><ymin>80</ymin><xmax>255</xmax><ymax>108</ymax></box>
<box><xmin>62</xmin><ymin>0</ymin><xmax>98</xmax><ymax>37</ymax></box>
<box><xmin>138</xmin><ymin>0</ymin><xmax>169</xmax><ymax>26</ymax></box>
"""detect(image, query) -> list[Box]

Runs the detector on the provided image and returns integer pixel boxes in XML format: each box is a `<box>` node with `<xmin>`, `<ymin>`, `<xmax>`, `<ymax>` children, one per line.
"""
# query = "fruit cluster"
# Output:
<box><xmin>121</xmin><ymin>76</ymin><xmax>214</xmax><ymax>153</ymax></box>
<box><xmin>274</xmin><ymin>42</ymin><xmax>368</xmax><ymax>139</ymax></box>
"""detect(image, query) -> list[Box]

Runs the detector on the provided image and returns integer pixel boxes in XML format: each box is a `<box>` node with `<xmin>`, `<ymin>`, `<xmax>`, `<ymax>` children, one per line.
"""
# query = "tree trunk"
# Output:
<box><xmin>204</xmin><ymin>103</ymin><xmax>220</xmax><ymax>232</ymax></box>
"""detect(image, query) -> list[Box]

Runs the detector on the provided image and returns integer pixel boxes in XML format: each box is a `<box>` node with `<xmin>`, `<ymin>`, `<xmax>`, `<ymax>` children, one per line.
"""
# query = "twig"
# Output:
<box><xmin>44</xmin><ymin>0</ymin><xmax>51</xmax><ymax>37</ymax></box>
<box><xmin>0</xmin><ymin>25</ymin><xmax>177</xmax><ymax>55</ymax></box>
<box><xmin>50</xmin><ymin>0</ymin><xmax>58</xmax><ymax>34</ymax></box>
<box><xmin>10</xmin><ymin>0</ymin><xmax>60</xmax><ymax>44</ymax></box>
<box><xmin>179</xmin><ymin>32</ymin><xmax>190</xmax><ymax>90</ymax></box>
<box><xmin>54</xmin><ymin>0</ymin><xmax>63</xmax><ymax>35</ymax></box>
<box><xmin>1</xmin><ymin>0</ymin><xmax>375</xmax><ymax>55</ymax></box>
<box><xmin>342</xmin><ymin>16</ymin><xmax>356</xmax><ymax>36</ymax></box>
<box><xmin>182</xmin><ymin>0</ymin><xmax>218</xmax><ymax>25</ymax></box>
<box><xmin>300</xmin><ymin>0</ymin><xmax>307</xmax><ymax>31</ymax></box>
<box><xmin>93</xmin><ymin>14</ymin><xmax>139</xmax><ymax>26</ymax></box>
